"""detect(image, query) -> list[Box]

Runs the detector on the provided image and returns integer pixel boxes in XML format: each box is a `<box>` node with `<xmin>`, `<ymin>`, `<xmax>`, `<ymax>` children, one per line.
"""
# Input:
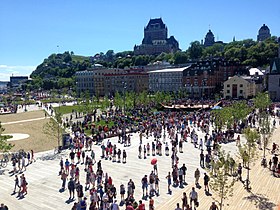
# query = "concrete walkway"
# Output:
<box><xmin>0</xmin><ymin>105</ymin><xmax>279</xmax><ymax>210</ymax></box>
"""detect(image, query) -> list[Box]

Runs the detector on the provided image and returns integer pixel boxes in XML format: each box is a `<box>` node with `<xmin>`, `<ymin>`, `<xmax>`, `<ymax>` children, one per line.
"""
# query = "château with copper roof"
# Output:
<box><xmin>134</xmin><ymin>18</ymin><xmax>179</xmax><ymax>55</ymax></box>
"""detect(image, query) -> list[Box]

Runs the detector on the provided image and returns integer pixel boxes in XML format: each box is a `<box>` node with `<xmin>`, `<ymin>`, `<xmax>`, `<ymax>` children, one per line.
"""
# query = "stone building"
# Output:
<box><xmin>75</xmin><ymin>67</ymin><xmax>125</xmax><ymax>96</ymax></box>
<box><xmin>104</xmin><ymin>71</ymin><xmax>148</xmax><ymax>96</ymax></box>
<box><xmin>148</xmin><ymin>67</ymin><xmax>188</xmax><ymax>93</ymax></box>
<box><xmin>257</xmin><ymin>24</ymin><xmax>271</xmax><ymax>42</ymax></box>
<box><xmin>223</xmin><ymin>75</ymin><xmax>262</xmax><ymax>99</ymax></box>
<box><xmin>182</xmin><ymin>59</ymin><xmax>246</xmax><ymax>98</ymax></box>
<box><xmin>204</xmin><ymin>30</ymin><xmax>215</xmax><ymax>47</ymax></box>
<box><xmin>268</xmin><ymin>58</ymin><xmax>280</xmax><ymax>101</ymax></box>
<box><xmin>134</xmin><ymin>18</ymin><xmax>179</xmax><ymax>55</ymax></box>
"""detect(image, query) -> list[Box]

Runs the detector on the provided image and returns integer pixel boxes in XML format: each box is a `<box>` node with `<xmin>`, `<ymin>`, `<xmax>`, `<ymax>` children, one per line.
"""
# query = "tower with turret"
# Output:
<box><xmin>257</xmin><ymin>24</ymin><xmax>271</xmax><ymax>42</ymax></box>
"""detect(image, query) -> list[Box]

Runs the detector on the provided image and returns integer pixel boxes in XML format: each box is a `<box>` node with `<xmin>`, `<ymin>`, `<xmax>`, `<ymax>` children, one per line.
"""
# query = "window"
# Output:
<box><xmin>227</xmin><ymin>84</ymin><xmax>230</xmax><ymax>88</ymax></box>
<box><xmin>240</xmin><ymin>90</ymin><xmax>243</xmax><ymax>94</ymax></box>
<box><xmin>227</xmin><ymin>90</ymin><xmax>230</xmax><ymax>93</ymax></box>
<box><xmin>240</xmin><ymin>84</ymin><xmax>243</xmax><ymax>88</ymax></box>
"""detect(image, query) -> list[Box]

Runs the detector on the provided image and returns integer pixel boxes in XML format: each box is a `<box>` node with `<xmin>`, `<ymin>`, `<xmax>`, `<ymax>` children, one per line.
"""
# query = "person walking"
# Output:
<box><xmin>194</xmin><ymin>168</ymin><xmax>200</xmax><ymax>186</ymax></box>
<box><xmin>68</xmin><ymin>178</ymin><xmax>75</xmax><ymax>200</ymax></box>
<box><xmin>189</xmin><ymin>187</ymin><xmax>198</xmax><ymax>208</ymax></box>
<box><xmin>166</xmin><ymin>172</ymin><xmax>172</xmax><ymax>194</ymax></box>
<box><xmin>30</xmin><ymin>149</ymin><xmax>36</xmax><ymax>163</ymax></box>
<box><xmin>237</xmin><ymin>163</ymin><xmax>242</xmax><ymax>181</ymax></box>
<box><xmin>204</xmin><ymin>173</ymin><xmax>210</xmax><ymax>192</ymax></box>
<box><xmin>209</xmin><ymin>202</ymin><xmax>219</xmax><ymax>210</ymax></box>
<box><xmin>181</xmin><ymin>192</ymin><xmax>188</xmax><ymax>209</ymax></box>
<box><xmin>174</xmin><ymin>203</ymin><xmax>182</xmax><ymax>210</ymax></box>
<box><xmin>61</xmin><ymin>169</ymin><xmax>68</xmax><ymax>190</ymax></box>
<box><xmin>137</xmin><ymin>200</ymin><xmax>145</xmax><ymax>210</ymax></box>
<box><xmin>13</xmin><ymin>175</ymin><xmax>20</xmax><ymax>194</ymax></box>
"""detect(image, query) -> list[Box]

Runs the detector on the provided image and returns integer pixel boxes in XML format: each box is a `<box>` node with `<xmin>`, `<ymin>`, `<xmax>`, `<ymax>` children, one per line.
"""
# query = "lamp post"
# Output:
<box><xmin>191</xmin><ymin>84</ymin><xmax>193</xmax><ymax>99</ymax></box>
<box><xmin>122</xmin><ymin>82</ymin><xmax>127</xmax><ymax>115</ymax></box>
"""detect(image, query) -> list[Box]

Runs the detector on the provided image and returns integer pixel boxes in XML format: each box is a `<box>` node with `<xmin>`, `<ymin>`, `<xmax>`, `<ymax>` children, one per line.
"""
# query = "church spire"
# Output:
<box><xmin>233</xmin><ymin>36</ymin><xmax>236</xmax><ymax>42</ymax></box>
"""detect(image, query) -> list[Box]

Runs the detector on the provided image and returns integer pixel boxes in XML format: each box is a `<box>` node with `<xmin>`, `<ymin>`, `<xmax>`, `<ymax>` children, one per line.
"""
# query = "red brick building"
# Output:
<box><xmin>182</xmin><ymin>58</ymin><xmax>246</xmax><ymax>98</ymax></box>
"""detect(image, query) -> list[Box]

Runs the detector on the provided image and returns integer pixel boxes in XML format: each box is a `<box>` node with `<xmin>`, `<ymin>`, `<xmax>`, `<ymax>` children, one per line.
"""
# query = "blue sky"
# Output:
<box><xmin>0</xmin><ymin>0</ymin><xmax>279</xmax><ymax>81</ymax></box>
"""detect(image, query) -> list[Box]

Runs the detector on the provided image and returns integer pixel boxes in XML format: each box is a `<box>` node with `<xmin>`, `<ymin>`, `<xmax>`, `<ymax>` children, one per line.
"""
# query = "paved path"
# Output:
<box><xmin>2</xmin><ymin>117</ymin><xmax>49</xmax><ymax>125</ymax></box>
<box><xmin>1</xmin><ymin>106</ymin><xmax>279</xmax><ymax>210</ymax></box>
<box><xmin>0</xmin><ymin>124</ymin><xmax>246</xmax><ymax>210</ymax></box>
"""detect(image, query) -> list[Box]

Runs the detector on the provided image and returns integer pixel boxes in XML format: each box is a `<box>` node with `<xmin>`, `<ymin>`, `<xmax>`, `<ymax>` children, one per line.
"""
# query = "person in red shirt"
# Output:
<box><xmin>77</xmin><ymin>150</ymin><xmax>81</xmax><ymax>163</ymax></box>
<box><xmin>126</xmin><ymin>202</ymin><xmax>135</xmax><ymax>210</ymax></box>
<box><xmin>138</xmin><ymin>200</ymin><xmax>145</xmax><ymax>210</ymax></box>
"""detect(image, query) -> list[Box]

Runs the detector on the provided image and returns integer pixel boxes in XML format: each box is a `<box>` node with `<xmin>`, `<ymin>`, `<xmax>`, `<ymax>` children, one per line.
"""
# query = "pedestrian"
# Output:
<box><xmin>80</xmin><ymin>197</ymin><xmax>87</xmax><ymax>210</ymax></box>
<box><xmin>141</xmin><ymin>175</ymin><xmax>148</xmax><ymax>197</ymax></box>
<box><xmin>0</xmin><ymin>203</ymin><xmax>9</xmax><ymax>210</ymax></box>
<box><xmin>81</xmin><ymin>150</ymin><xmax>85</xmax><ymax>164</ymax></box>
<box><xmin>61</xmin><ymin>169</ymin><xmax>68</xmax><ymax>190</ymax></box>
<box><xmin>70</xmin><ymin>150</ymin><xmax>75</xmax><ymax>164</ymax></box>
<box><xmin>200</xmin><ymin>151</ymin><xmax>205</xmax><ymax>168</ymax></box>
<box><xmin>123</xmin><ymin>150</ymin><xmax>127</xmax><ymax>163</ymax></box>
<box><xmin>21</xmin><ymin>156</ymin><xmax>26</xmax><ymax>172</ymax></box>
<box><xmin>68</xmin><ymin>178</ymin><xmax>75</xmax><ymax>200</ymax></box>
<box><xmin>19</xmin><ymin>174</ymin><xmax>27</xmax><ymax>198</ymax></box>
<box><xmin>189</xmin><ymin>187</ymin><xmax>198</xmax><ymax>208</ymax></box>
<box><xmin>166</xmin><ymin>172</ymin><xmax>172</xmax><ymax>194</ymax></box>
<box><xmin>30</xmin><ymin>149</ymin><xmax>36</xmax><ymax>163</ymax></box>
<box><xmin>149</xmin><ymin>196</ymin><xmax>154</xmax><ymax>210</ymax></box>
<box><xmin>138</xmin><ymin>200</ymin><xmax>145</xmax><ymax>210</ymax></box>
<box><xmin>13</xmin><ymin>175</ymin><xmax>20</xmax><ymax>194</ymax></box>
<box><xmin>209</xmin><ymin>202</ymin><xmax>219</xmax><ymax>210</ymax></box>
<box><xmin>194</xmin><ymin>168</ymin><xmax>200</xmax><ymax>185</ymax></box>
<box><xmin>181</xmin><ymin>164</ymin><xmax>187</xmax><ymax>184</ymax></box>
<box><xmin>181</xmin><ymin>192</ymin><xmax>188</xmax><ymax>209</ymax></box>
<box><xmin>237</xmin><ymin>163</ymin><xmax>242</xmax><ymax>181</ymax></box>
<box><xmin>120</xmin><ymin>184</ymin><xmax>125</xmax><ymax>201</ymax></box>
<box><xmin>138</xmin><ymin>144</ymin><xmax>142</xmax><ymax>159</ymax></box>
<box><xmin>65</xmin><ymin>159</ymin><xmax>70</xmax><ymax>174</ymax></box>
<box><xmin>174</xmin><ymin>203</ymin><xmax>182</xmax><ymax>210</ymax></box>
<box><xmin>204</xmin><ymin>173</ymin><xmax>210</xmax><ymax>192</ymax></box>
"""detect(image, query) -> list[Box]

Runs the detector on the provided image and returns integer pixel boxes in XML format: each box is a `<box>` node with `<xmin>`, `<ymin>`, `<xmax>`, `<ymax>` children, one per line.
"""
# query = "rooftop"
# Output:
<box><xmin>148</xmin><ymin>66</ymin><xmax>190</xmax><ymax>73</ymax></box>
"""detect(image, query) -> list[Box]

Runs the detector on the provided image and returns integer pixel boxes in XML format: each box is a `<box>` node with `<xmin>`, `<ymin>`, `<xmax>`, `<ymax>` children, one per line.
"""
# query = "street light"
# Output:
<box><xmin>122</xmin><ymin>82</ymin><xmax>127</xmax><ymax>115</ymax></box>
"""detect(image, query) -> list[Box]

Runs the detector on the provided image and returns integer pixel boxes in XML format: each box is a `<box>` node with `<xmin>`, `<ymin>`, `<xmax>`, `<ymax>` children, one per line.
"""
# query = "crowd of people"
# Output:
<box><xmin>3</xmin><ymin>99</ymin><xmax>279</xmax><ymax>210</ymax></box>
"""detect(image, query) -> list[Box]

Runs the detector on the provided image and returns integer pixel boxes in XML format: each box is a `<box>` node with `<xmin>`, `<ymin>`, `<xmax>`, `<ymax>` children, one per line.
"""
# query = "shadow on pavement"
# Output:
<box><xmin>244</xmin><ymin>193</ymin><xmax>276</xmax><ymax>210</ymax></box>
<box><xmin>37</xmin><ymin>152</ymin><xmax>66</xmax><ymax>161</ymax></box>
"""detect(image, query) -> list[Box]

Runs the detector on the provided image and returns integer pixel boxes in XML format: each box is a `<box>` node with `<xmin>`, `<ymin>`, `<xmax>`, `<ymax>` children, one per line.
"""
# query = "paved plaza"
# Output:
<box><xmin>0</xmin><ymin>107</ymin><xmax>279</xmax><ymax>210</ymax></box>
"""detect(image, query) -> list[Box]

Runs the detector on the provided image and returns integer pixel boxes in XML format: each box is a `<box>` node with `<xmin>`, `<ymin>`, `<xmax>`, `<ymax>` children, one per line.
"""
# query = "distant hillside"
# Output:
<box><xmin>28</xmin><ymin>37</ymin><xmax>279</xmax><ymax>90</ymax></box>
<box><xmin>30</xmin><ymin>52</ymin><xmax>90</xmax><ymax>79</ymax></box>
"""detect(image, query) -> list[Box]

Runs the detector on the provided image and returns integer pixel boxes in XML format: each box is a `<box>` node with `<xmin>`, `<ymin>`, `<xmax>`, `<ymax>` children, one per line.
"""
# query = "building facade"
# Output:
<box><xmin>268</xmin><ymin>58</ymin><xmax>280</xmax><ymax>101</ymax></box>
<box><xmin>134</xmin><ymin>18</ymin><xmax>179</xmax><ymax>55</ymax></box>
<box><xmin>223</xmin><ymin>76</ymin><xmax>261</xmax><ymax>99</ymax></box>
<box><xmin>148</xmin><ymin>67</ymin><xmax>187</xmax><ymax>92</ymax></box>
<box><xmin>182</xmin><ymin>59</ymin><xmax>246</xmax><ymax>98</ymax></box>
<box><xmin>204</xmin><ymin>30</ymin><xmax>215</xmax><ymax>47</ymax></box>
<box><xmin>104</xmin><ymin>72</ymin><xmax>148</xmax><ymax>96</ymax></box>
<box><xmin>75</xmin><ymin>67</ymin><xmax>125</xmax><ymax>96</ymax></box>
<box><xmin>257</xmin><ymin>24</ymin><xmax>271</xmax><ymax>42</ymax></box>
<box><xmin>9</xmin><ymin>76</ymin><xmax>28</xmax><ymax>89</ymax></box>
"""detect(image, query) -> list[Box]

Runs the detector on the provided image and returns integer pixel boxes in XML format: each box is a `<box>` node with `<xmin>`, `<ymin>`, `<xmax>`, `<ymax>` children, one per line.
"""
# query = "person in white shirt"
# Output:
<box><xmin>111</xmin><ymin>200</ymin><xmax>119</xmax><ymax>210</ymax></box>
<box><xmin>189</xmin><ymin>187</ymin><xmax>198</xmax><ymax>208</ymax></box>
<box><xmin>174</xmin><ymin>202</ymin><xmax>182</xmax><ymax>210</ymax></box>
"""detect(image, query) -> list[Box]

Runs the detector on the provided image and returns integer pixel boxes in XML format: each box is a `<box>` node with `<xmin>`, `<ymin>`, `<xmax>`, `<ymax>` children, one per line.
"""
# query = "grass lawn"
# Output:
<box><xmin>54</xmin><ymin>105</ymin><xmax>81</xmax><ymax>115</ymax></box>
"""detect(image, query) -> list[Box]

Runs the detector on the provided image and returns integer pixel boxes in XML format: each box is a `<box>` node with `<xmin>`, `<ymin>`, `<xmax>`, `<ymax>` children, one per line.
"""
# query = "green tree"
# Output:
<box><xmin>113</xmin><ymin>92</ymin><xmax>123</xmax><ymax>110</ymax></box>
<box><xmin>188</xmin><ymin>41</ymin><xmax>203</xmax><ymax>59</ymax></box>
<box><xmin>0</xmin><ymin>122</ymin><xmax>14</xmax><ymax>152</ymax></box>
<box><xmin>238</xmin><ymin>128</ymin><xmax>259</xmax><ymax>191</ymax></box>
<box><xmin>209</xmin><ymin>149</ymin><xmax>236</xmax><ymax>210</ymax></box>
<box><xmin>173</xmin><ymin>51</ymin><xmax>189</xmax><ymax>64</ymax></box>
<box><xmin>254</xmin><ymin>92</ymin><xmax>272</xmax><ymax>161</ymax></box>
<box><xmin>43</xmin><ymin>110</ymin><xmax>64</xmax><ymax>149</ymax></box>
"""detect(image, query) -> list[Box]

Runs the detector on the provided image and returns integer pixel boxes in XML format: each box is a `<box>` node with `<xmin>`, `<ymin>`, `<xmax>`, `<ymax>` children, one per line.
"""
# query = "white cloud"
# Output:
<box><xmin>0</xmin><ymin>65</ymin><xmax>36</xmax><ymax>81</ymax></box>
